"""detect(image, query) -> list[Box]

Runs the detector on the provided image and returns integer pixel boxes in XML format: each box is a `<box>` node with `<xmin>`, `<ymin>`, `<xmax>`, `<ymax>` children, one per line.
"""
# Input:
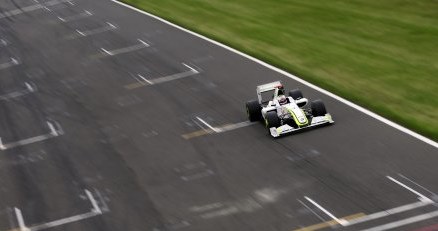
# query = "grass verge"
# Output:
<box><xmin>121</xmin><ymin>0</ymin><xmax>438</xmax><ymax>141</ymax></box>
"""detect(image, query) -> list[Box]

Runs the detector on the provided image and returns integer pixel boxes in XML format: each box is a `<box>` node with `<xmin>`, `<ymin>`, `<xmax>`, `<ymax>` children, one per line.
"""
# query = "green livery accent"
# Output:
<box><xmin>287</xmin><ymin>108</ymin><xmax>308</xmax><ymax>126</ymax></box>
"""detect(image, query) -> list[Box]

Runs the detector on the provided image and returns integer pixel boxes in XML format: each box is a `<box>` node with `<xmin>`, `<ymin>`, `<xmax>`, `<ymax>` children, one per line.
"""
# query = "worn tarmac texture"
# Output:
<box><xmin>0</xmin><ymin>0</ymin><xmax>437</xmax><ymax>231</ymax></box>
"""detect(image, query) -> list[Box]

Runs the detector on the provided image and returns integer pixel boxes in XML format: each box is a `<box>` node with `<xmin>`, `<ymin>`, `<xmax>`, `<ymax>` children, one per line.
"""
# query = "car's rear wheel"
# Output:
<box><xmin>265</xmin><ymin>111</ymin><xmax>281</xmax><ymax>128</ymax></box>
<box><xmin>246</xmin><ymin>100</ymin><xmax>262</xmax><ymax>122</ymax></box>
<box><xmin>289</xmin><ymin>89</ymin><xmax>303</xmax><ymax>100</ymax></box>
<box><xmin>311</xmin><ymin>99</ymin><xmax>327</xmax><ymax>117</ymax></box>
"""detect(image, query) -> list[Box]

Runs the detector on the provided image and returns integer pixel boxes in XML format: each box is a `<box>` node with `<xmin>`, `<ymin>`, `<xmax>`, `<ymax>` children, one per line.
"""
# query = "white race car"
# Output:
<box><xmin>245</xmin><ymin>81</ymin><xmax>334</xmax><ymax>137</ymax></box>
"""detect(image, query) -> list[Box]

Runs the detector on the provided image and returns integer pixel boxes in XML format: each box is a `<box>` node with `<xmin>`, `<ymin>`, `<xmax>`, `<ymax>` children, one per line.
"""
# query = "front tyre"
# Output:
<box><xmin>246</xmin><ymin>100</ymin><xmax>262</xmax><ymax>122</ymax></box>
<box><xmin>265</xmin><ymin>111</ymin><xmax>281</xmax><ymax>128</ymax></box>
<box><xmin>311</xmin><ymin>99</ymin><xmax>327</xmax><ymax>117</ymax></box>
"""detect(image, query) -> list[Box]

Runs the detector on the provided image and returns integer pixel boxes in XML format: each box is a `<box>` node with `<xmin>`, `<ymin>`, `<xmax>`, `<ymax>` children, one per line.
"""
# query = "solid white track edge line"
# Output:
<box><xmin>110</xmin><ymin>0</ymin><xmax>437</xmax><ymax>148</ymax></box>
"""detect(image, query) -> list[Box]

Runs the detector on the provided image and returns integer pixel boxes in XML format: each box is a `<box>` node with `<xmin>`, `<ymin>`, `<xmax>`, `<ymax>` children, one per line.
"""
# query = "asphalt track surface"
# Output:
<box><xmin>0</xmin><ymin>0</ymin><xmax>437</xmax><ymax>230</ymax></box>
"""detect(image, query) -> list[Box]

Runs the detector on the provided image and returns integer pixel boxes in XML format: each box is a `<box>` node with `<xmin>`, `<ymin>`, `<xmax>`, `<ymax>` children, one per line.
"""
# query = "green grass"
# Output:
<box><xmin>122</xmin><ymin>0</ymin><xmax>438</xmax><ymax>141</ymax></box>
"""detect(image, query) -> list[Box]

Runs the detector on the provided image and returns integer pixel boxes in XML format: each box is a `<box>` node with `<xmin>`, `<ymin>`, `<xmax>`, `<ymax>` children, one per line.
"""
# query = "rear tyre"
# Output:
<box><xmin>311</xmin><ymin>99</ymin><xmax>327</xmax><ymax>117</ymax></box>
<box><xmin>246</xmin><ymin>100</ymin><xmax>262</xmax><ymax>122</ymax></box>
<box><xmin>265</xmin><ymin>111</ymin><xmax>281</xmax><ymax>128</ymax></box>
<box><xmin>289</xmin><ymin>89</ymin><xmax>303</xmax><ymax>100</ymax></box>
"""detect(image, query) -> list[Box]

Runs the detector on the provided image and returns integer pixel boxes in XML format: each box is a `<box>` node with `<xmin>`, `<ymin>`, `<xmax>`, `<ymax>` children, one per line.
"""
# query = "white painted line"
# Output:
<box><xmin>387</xmin><ymin>176</ymin><xmax>433</xmax><ymax>203</ymax></box>
<box><xmin>75</xmin><ymin>29</ymin><xmax>85</xmax><ymax>36</ymax></box>
<box><xmin>217</xmin><ymin>121</ymin><xmax>255</xmax><ymax>133</ymax></box>
<box><xmin>94</xmin><ymin>189</ymin><xmax>110</xmax><ymax>212</ymax></box>
<box><xmin>190</xmin><ymin>203</ymin><xmax>224</xmax><ymax>213</ymax></box>
<box><xmin>0</xmin><ymin>57</ymin><xmax>20</xmax><ymax>71</ymax></box>
<box><xmin>0</xmin><ymin>0</ymin><xmax>73</xmax><ymax>19</ymax></box>
<box><xmin>85</xmin><ymin>189</ymin><xmax>102</xmax><ymax>214</ymax></box>
<box><xmin>100</xmin><ymin>48</ymin><xmax>113</xmax><ymax>56</ymax></box>
<box><xmin>182</xmin><ymin>63</ymin><xmax>199</xmax><ymax>73</ymax></box>
<box><xmin>58</xmin><ymin>10</ymin><xmax>92</xmax><ymax>22</ymax></box>
<box><xmin>54</xmin><ymin>121</ymin><xmax>65</xmax><ymax>135</ymax></box>
<box><xmin>361</xmin><ymin>210</ymin><xmax>438</xmax><ymax>231</ymax></box>
<box><xmin>304</xmin><ymin>196</ymin><xmax>348</xmax><ymax>226</ymax></box>
<box><xmin>110</xmin><ymin>0</ymin><xmax>438</xmax><ymax>149</ymax></box>
<box><xmin>150</xmin><ymin>68</ymin><xmax>199</xmax><ymax>84</ymax></box>
<box><xmin>297</xmin><ymin>199</ymin><xmax>326</xmax><ymax>222</ymax></box>
<box><xmin>181</xmin><ymin>120</ymin><xmax>256</xmax><ymax>139</ymax></box>
<box><xmin>181</xmin><ymin>169</ymin><xmax>214</xmax><ymax>181</ymax></box>
<box><xmin>107</xmin><ymin>22</ymin><xmax>117</xmax><ymax>29</ymax></box>
<box><xmin>14</xmin><ymin>207</ymin><xmax>29</xmax><ymax>231</ymax></box>
<box><xmin>0</xmin><ymin>121</ymin><xmax>62</xmax><ymax>150</ymax></box>
<box><xmin>192</xmin><ymin>119</ymin><xmax>211</xmax><ymax>133</ymax></box>
<box><xmin>0</xmin><ymin>4</ymin><xmax>43</xmax><ymax>19</ymax></box>
<box><xmin>200</xmin><ymin>206</ymin><xmax>240</xmax><ymax>219</ymax></box>
<box><xmin>0</xmin><ymin>138</ymin><xmax>5</xmax><ymax>150</ymax></box>
<box><xmin>43</xmin><ymin>6</ymin><xmax>52</xmax><ymax>12</ymax></box>
<box><xmin>137</xmin><ymin>39</ymin><xmax>149</xmax><ymax>46</ymax></box>
<box><xmin>0</xmin><ymin>82</ymin><xmax>36</xmax><ymax>101</ymax></box>
<box><xmin>1</xmin><ymin>134</ymin><xmax>53</xmax><ymax>150</ymax></box>
<box><xmin>29</xmin><ymin>211</ymin><xmax>98</xmax><ymax>231</ymax></box>
<box><xmin>25</xmin><ymin>82</ymin><xmax>36</xmax><ymax>92</ymax></box>
<box><xmin>126</xmin><ymin>63</ymin><xmax>200</xmax><ymax>89</ymax></box>
<box><xmin>67</xmin><ymin>0</ymin><xmax>75</xmax><ymax>5</ymax></box>
<box><xmin>196</xmin><ymin>116</ymin><xmax>221</xmax><ymax>133</ymax></box>
<box><xmin>346</xmin><ymin>200</ymin><xmax>433</xmax><ymax>226</ymax></box>
<box><xmin>44</xmin><ymin>0</ymin><xmax>71</xmax><ymax>7</ymax></box>
<box><xmin>137</xmin><ymin>74</ymin><xmax>153</xmax><ymax>85</ymax></box>
<box><xmin>47</xmin><ymin>121</ymin><xmax>58</xmax><ymax>136</ymax></box>
<box><xmin>11</xmin><ymin>58</ymin><xmax>19</xmax><ymax>65</ymax></box>
<box><xmin>99</xmin><ymin>39</ymin><xmax>149</xmax><ymax>57</ymax></box>
<box><xmin>12</xmin><ymin>189</ymin><xmax>106</xmax><ymax>231</ymax></box>
<box><xmin>74</xmin><ymin>22</ymin><xmax>117</xmax><ymax>38</ymax></box>
<box><xmin>398</xmin><ymin>173</ymin><xmax>437</xmax><ymax>196</ymax></box>
<box><xmin>0</xmin><ymin>39</ymin><xmax>7</xmax><ymax>46</ymax></box>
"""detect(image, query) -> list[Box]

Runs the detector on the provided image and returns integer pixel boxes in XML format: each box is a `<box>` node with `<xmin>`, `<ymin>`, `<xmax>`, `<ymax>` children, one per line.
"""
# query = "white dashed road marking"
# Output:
<box><xmin>0</xmin><ymin>0</ymin><xmax>71</xmax><ymax>19</ymax></box>
<box><xmin>0</xmin><ymin>82</ymin><xmax>37</xmax><ymax>101</ymax></box>
<box><xmin>0</xmin><ymin>58</ymin><xmax>20</xmax><ymax>71</ymax></box>
<box><xmin>12</xmin><ymin>190</ymin><xmax>107</xmax><ymax>231</ymax></box>
<box><xmin>0</xmin><ymin>39</ymin><xmax>8</xmax><ymax>47</ymax></box>
<box><xmin>0</xmin><ymin>121</ymin><xmax>63</xmax><ymax>151</ymax></box>
<box><xmin>387</xmin><ymin>176</ymin><xmax>433</xmax><ymax>203</ymax></box>
<box><xmin>57</xmin><ymin>10</ymin><xmax>92</xmax><ymax>22</ymax></box>
<box><xmin>125</xmin><ymin>63</ymin><xmax>199</xmax><ymax>89</ymax></box>
<box><xmin>98</xmin><ymin>39</ymin><xmax>149</xmax><ymax>58</ymax></box>
<box><xmin>73</xmin><ymin>22</ymin><xmax>117</xmax><ymax>38</ymax></box>
<box><xmin>14</xmin><ymin>208</ymin><xmax>29</xmax><ymax>231</ymax></box>
<box><xmin>304</xmin><ymin>196</ymin><xmax>348</xmax><ymax>226</ymax></box>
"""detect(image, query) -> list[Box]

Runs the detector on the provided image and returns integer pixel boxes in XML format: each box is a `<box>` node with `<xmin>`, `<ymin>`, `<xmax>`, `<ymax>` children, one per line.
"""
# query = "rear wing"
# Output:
<box><xmin>256</xmin><ymin>81</ymin><xmax>282</xmax><ymax>105</ymax></box>
<box><xmin>256</xmin><ymin>81</ymin><xmax>282</xmax><ymax>93</ymax></box>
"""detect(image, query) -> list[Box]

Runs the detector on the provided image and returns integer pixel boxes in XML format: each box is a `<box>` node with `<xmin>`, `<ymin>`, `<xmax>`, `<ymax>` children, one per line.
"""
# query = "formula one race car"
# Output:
<box><xmin>245</xmin><ymin>81</ymin><xmax>334</xmax><ymax>137</ymax></box>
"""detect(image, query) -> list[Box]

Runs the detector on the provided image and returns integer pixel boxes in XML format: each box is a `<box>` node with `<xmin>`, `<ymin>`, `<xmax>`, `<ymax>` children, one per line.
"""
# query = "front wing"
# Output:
<box><xmin>269</xmin><ymin>114</ymin><xmax>334</xmax><ymax>137</ymax></box>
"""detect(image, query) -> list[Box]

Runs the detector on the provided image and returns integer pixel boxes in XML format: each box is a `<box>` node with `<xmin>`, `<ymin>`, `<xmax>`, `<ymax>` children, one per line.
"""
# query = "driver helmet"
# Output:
<box><xmin>278</xmin><ymin>95</ymin><xmax>287</xmax><ymax>105</ymax></box>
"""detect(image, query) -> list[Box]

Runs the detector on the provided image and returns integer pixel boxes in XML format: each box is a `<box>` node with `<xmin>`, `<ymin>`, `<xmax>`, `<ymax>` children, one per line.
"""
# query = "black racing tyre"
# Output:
<box><xmin>289</xmin><ymin>89</ymin><xmax>303</xmax><ymax>100</ymax></box>
<box><xmin>246</xmin><ymin>100</ymin><xmax>262</xmax><ymax>122</ymax></box>
<box><xmin>311</xmin><ymin>99</ymin><xmax>327</xmax><ymax>117</ymax></box>
<box><xmin>265</xmin><ymin>111</ymin><xmax>281</xmax><ymax>128</ymax></box>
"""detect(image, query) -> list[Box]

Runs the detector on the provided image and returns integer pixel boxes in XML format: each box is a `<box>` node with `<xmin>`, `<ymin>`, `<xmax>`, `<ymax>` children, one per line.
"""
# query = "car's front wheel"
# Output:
<box><xmin>265</xmin><ymin>111</ymin><xmax>281</xmax><ymax>128</ymax></box>
<box><xmin>311</xmin><ymin>99</ymin><xmax>327</xmax><ymax>117</ymax></box>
